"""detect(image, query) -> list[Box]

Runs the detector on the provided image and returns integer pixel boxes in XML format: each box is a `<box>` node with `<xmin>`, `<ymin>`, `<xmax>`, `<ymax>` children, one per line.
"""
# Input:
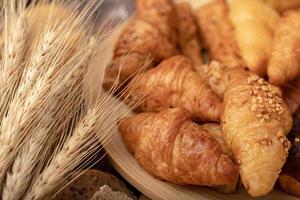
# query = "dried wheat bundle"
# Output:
<box><xmin>22</xmin><ymin>34</ymin><xmax>147</xmax><ymax>200</ymax></box>
<box><xmin>0</xmin><ymin>0</ymin><xmax>144</xmax><ymax>199</ymax></box>
<box><xmin>0</xmin><ymin>0</ymin><xmax>104</xmax><ymax>198</ymax></box>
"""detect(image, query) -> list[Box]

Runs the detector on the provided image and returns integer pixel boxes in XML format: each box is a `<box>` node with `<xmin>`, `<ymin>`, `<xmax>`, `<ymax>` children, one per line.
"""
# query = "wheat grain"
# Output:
<box><xmin>0</xmin><ymin>13</ymin><xmax>28</xmax><ymax>125</ymax></box>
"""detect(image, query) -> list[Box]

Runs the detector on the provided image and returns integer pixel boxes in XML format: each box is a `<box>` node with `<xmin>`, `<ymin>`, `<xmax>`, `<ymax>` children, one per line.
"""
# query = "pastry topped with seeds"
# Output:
<box><xmin>221</xmin><ymin>68</ymin><xmax>292</xmax><ymax>197</ymax></box>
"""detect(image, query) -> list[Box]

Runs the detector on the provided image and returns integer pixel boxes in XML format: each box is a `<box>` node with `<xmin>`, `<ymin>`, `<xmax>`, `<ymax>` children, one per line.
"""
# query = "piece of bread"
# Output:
<box><xmin>90</xmin><ymin>185</ymin><xmax>134</xmax><ymax>200</ymax></box>
<box><xmin>55</xmin><ymin>169</ymin><xmax>133</xmax><ymax>200</ymax></box>
<box><xmin>139</xmin><ymin>194</ymin><xmax>151</xmax><ymax>200</ymax></box>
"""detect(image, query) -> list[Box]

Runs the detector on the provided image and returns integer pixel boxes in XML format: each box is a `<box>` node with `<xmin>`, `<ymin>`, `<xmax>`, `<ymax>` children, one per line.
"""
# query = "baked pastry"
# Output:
<box><xmin>124</xmin><ymin>55</ymin><xmax>222</xmax><ymax>122</ymax></box>
<box><xmin>221</xmin><ymin>68</ymin><xmax>293</xmax><ymax>196</ymax></box>
<box><xmin>118</xmin><ymin>107</ymin><xmax>238</xmax><ymax>186</ymax></box>
<box><xmin>267</xmin><ymin>9</ymin><xmax>300</xmax><ymax>85</ymax></box>
<box><xmin>228</xmin><ymin>0</ymin><xmax>279</xmax><ymax>76</ymax></box>
<box><xmin>55</xmin><ymin>169</ymin><xmax>133</xmax><ymax>200</ymax></box>
<box><xmin>197</xmin><ymin>61</ymin><xmax>227</xmax><ymax>99</ymax></box>
<box><xmin>175</xmin><ymin>2</ymin><xmax>203</xmax><ymax>65</ymax></box>
<box><xmin>279</xmin><ymin>108</ymin><xmax>300</xmax><ymax>197</ymax></box>
<box><xmin>283</xmin><ymin>77</ymin><xmax>300</xmax><ymax>113</ymax></box>
<box><xmin>264</xmin><ymin>0</ymin><xmax>300</xmax><ymax>12</ymax></box>
<box><xmin>103</xmin><ymin>0</ymin><xmax>178</xmax><ymax>90</ymax></box>
<box><xmin>196</xmin><ymin>0</ymin><xmax>244</xmax><ymax>69</ymax></box>
<box><xmin>135</xmin><ymin>0</ymin><xmax>177</xmax><ymax>45</ymax></box>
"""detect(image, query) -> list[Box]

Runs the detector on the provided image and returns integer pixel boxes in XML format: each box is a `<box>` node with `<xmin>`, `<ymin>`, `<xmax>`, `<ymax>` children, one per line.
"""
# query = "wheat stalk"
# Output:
<box><xmin>21</xmin><ymin>23</ymin><xmax>146</xmax><ymax>199</ymax></box>
<box><xmin>0</xmin><ymin>9</ymin><xmax>28</xmax><ymax>125</ymax></box>
<box><xmin>23</xmin><ymin>86</ymin><xmax>139</xmax><ymax>200</ymax></box>
<box><xmin>2</xmin><ymin>38</ymin><xmax>95</xmax><ymax>200</ymax></box>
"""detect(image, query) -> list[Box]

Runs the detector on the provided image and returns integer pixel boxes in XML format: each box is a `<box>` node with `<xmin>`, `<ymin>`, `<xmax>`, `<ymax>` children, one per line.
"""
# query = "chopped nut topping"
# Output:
<box><xmin>247</xmin><ymin>75</ymin><xmax>285</xmax><ymax>123</ymax></box>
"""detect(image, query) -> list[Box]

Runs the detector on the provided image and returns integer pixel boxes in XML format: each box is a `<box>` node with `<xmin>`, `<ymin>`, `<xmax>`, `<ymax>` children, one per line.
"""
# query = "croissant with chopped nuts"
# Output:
<box><xmin>124</xmin><ymin>55</ymin><xmax>222</xmax><ymax>122</ymax></box>
<box><xmin>221</xmin><ymin>68</ymin><xmax>293</xmax><ymax>197</ymax></box>
<box><xmin>196</xmin><ymin>0</ymin><xmax>244</xmax><ymax>69</ymax></box>
<box><xmin>118</xmin><ymin>107</ymin><xmax>238</xmax><ymax>186</ymax></box>
<box><xmin>228</xmin><ymin>0</ymin><xmax>279</xmax><ymax>76</ymax></box>
<box><xmin>175</xmin><ymin>2</ymin><xmax>203</xmax><ymax>66</ymax></box>
<box><xmin>103</xmin><ymin>0</ymin><xmax>178</xmax><ymax>90</ymax></box>
<box><xmin>267</xmin><ymin>9</ymin><xmax>300</xmax><ymax>85</ymax></box>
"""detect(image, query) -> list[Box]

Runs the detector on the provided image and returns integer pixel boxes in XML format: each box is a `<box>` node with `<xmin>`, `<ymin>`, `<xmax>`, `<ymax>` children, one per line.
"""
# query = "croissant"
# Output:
<box><xmin>197</xmin><ymin>61</ymin><xmax>227</xmax><ymax>99</ymax></box>
<box><xmin>124</xmin><ymin>55</ymin><xmax>222</xmax><ymax>122</ymax></box>
<box><xmin>196</xmin><ymin>0</ymin><xmax>244</xmax><ymax>69</ymax></box>
<box><xmin>135</xmin><ymin>0</ymin><xmax>177</xmax><ymax>45</ymax></box>
<box><xmin>267</xmin><ymin>9</ymin><xmax>300</xmax><ymax>85</ymax></box>
<box><xmin>118</xmin><ymin>107</ymin><xmax>238</xmax><ymax>186</ymax></box>
<box><xmin>228</xmin><ymin>0</ymin><xmax>279</xmax><ymax>76</ymax></box>
<box><xmin>279</xmin><ymin>108</ymin><xmax>300</xmax><ymax>197</ymax></box>
<box><xmin>264</xmin><ymin>0</ymin><xmax>300</xmax><ymax>12</ymax></box>
<box><xmin>175</xmin><ymin>3</ymin><xmax>203</xmax><ymax>66</ymax></box>
<box><xmin>103</xmin><ymin>0</ymin><xmax>178</xmax><ymax>90</ymax></box>
<box><xmin>221</xmin><ymin>68</ymin><xmax>293</xmax><ymax>196</ymax></box>
<box><xmin>283</xmin><ymin>77</ymin><xmax>300</xmax><ymax>113</ymax></box>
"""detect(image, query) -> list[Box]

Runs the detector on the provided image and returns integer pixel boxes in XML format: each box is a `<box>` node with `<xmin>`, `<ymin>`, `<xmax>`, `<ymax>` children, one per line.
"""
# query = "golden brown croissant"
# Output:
<box><xmin>197</xmin><ymin>61</ymin><xmax>227</xmax><ymax>99</ymax></box>
<box><xmin>135</xmin><ymin>0</ymin><xmax>177</xmax><ymax>45</ymax></box>
<box><xmin>196</xmin><ymin>0</ymin><xmax>244</xmax><ymax>69</ymax></box>
<box><xmin>124</xmin><ymin>55</ymin><xmax>222</xmax><ymax>122</ymax></box>
<box><xmin>283</xmin><ymin>77</ymin><xmax>300</xmax><ymax>113</ymax></box>
<box><xmin>175</xmin><ymin>3</ymin><xmax>203</xmax><ymax>66</ymax></box>
<box><xmin>103</xmin><ymin>0</ymin><xmax>178</xmax><ymax>90</ymax></box>
<box><xmin>228</xmin><ymin>0</ymin><xmax>279</xmax><ymax>76</ymax></box>
<box><xmin>118</xmin><ymin>107</ymin><xmax>238</xmax><ymax>186</ymax></box>
<box><xmin>264</xmin><ymin>0</ymin><xmax>300</xmax><ymax>12</ymax></box>
<box><xmin>221</xmin><ymin>68</ymin><xmax>293</xmax><ymax>196</ymax></box>
<box><xmin>268</xmin><ymin>9</ymin><xmax>300</xmax><ymax>85</ymax></box>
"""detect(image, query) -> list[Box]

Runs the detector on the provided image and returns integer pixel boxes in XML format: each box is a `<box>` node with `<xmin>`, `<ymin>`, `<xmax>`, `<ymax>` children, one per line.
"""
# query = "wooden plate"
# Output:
<box><xmin>88</xmin><ymin>0</ymin><xmax>299</xmax><ymax>199</ymax></box>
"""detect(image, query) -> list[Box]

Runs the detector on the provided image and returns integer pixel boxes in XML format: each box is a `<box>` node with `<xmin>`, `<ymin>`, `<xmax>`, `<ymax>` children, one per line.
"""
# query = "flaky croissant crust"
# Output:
<box><xmin>221</xmin><ymin>68</ymin><xmax>292</xmax><ymax>197</ymax></box>
<box><xmin>268</xmin><ymin>9</ymin><xmax>300</xmax><ymax>85</ymax></box>
<box><xmin>118</xmin><ymin>107</ymin><xmax>238</xmax><ymax>186</ymax></box>
<box><xmin>124</xmin><ymin>55</ymin><xmax>222</xmax><ymax>122</ymax></box>
<box><xmin>103</xmin><ymin>0</ymin><xmax>178</xmax><ymax>90</ymax></box>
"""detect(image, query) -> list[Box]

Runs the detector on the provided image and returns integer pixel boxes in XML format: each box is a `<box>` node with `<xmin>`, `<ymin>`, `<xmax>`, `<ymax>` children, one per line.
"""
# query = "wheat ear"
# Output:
<box><xmin>0</xmin><ymin>10</ymin><xmax>27</xmax><ymax>125</ymax></box>
<box><xmin>22</xmin><ymin>29</ymin><xmax>144</xmax><ymax>200</ymax></box>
